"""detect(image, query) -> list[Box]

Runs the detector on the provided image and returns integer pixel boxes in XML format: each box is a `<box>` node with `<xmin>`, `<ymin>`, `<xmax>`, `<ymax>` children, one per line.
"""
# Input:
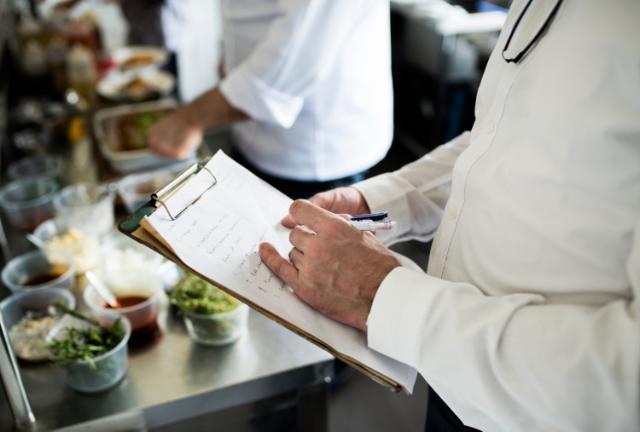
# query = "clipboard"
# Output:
<box><xmin>119</xmin><ymin>159</ymin><xmax>411</xmax><ymax>393</ymax></box>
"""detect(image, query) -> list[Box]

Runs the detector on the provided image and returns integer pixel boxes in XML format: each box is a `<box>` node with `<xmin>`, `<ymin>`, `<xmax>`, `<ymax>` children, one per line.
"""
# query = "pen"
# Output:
<box><xmin>350</xmin><ymin>219</ymin><xmax>396</xmax><ymax>231</ymax></box>
<box><xmin>350</xmin><ymin>211</ymin><xmax>388</xmax><ymax>222</ymax></box>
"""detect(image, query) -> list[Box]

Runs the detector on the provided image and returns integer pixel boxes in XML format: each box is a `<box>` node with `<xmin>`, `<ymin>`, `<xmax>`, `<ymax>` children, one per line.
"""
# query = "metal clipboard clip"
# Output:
<box><xmin>151</xmin><ymin>160</ymin><xmax>217</xmax><ymax>221</ymax></box>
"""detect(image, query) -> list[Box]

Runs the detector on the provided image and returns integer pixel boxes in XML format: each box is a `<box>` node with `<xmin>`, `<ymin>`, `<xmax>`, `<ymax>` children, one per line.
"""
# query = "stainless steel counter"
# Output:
<box><xmin>0</xmin><ymin>295</ymin><xmax>333</xmax><ymax>431</ymax></box>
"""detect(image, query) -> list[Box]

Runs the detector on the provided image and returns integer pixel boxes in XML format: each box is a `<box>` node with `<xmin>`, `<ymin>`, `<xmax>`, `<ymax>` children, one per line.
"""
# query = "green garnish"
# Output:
<box><xmin>48</xmin><ymin>303</ymin><xmax>125</xmax><ymax>368</ymax></box>
<box><xmin>169</xmin><ymin>274</ymin><xmax>240</xmax><ymax>315</ymax></box>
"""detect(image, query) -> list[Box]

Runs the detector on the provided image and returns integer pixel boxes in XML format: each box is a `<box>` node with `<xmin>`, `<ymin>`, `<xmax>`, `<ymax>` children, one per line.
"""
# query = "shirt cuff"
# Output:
<box><xmin>353</xmin><ymin>173</ymin><xmax>414</xmax><ymax>243</ymax></box>
<box><xmin>219</xmin><ymin>63</ymin><xmax>304</xmax><ymax>128</ymax></box>
<box><xmin>367</xmin><ymin>266</ymin><xmax>442</xmax><ymax>367</ymax></box>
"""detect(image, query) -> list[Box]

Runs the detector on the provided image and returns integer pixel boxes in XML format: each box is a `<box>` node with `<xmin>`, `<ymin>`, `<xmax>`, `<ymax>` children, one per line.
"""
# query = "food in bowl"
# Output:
<box><xmin>97</xmin><ymin>70</ymin><xmax>175</xmax><ymax>102</ymax></box>
<box><xmin>85</xmin><ymin>284</ymin><xmax>160</xmax><ymax>343</ymax></box>
<box><xmin>0</xmin><ymin>287</ymin><xmax>76</xmax><ymax>362</ymax></box>
<box><xmin>1</xmin><ymin>250</ymin><xmax>75</xmax><ymax>293</ymax></box>
<box><xmin>21</xmin><ymin>265</ymin><xmax>69</xmax><ymax>287</ymax></box>
<box><xmin>118</xmin><ymin>77</ymin><xmax>155</xmax><ymax>99</ymax></box>
<box><xmin>84</xmin><ymin>237</ymin><xmax>163</xmax><ymax>342</ymax></box>
<box><xmin>169</xmin><ymin>274</ymin><xmax>248</xmax><ymax>346</ymax></box>
<box><xmin>44</xmin><ymin>228</ymin><xmax>99</xmax><ymax>274</ymax></box>
<box><xmin>112</xmin><ymin>46</ymin><xmax>168</xmax><ymax>71</ymax></box>
<box><xmin>48</xmin><ymin>306</ymin><xmax>131</xmax><ymax>393</ymax></box>
<box><xmin>121</xmin><ymin>53</ymin><xmax>156</xmax><ymax>70</ymax></box>
<box><xmin>9</xmin><ymin>309</ymin><xmax>62</xmax><ymax>361</ymax></box>
<box><xmin>116</xmin><ymin>110</ymin><xmax>167</xmax><ymax>151</ymax></box>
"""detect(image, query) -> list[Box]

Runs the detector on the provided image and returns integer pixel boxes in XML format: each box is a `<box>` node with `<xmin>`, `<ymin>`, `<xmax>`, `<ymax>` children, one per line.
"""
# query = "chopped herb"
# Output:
<box><xmin>48</xmin><ymin>303</ymin><xmax>125</xmax><ymax>368</ymax></box>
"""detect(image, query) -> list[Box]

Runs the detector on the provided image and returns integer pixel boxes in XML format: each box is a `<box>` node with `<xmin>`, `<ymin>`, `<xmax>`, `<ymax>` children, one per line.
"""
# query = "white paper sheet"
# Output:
<box><xmin>146</xmin><ymin>150</ymin><xmax>417</xmax><ymax>392</ymax></box>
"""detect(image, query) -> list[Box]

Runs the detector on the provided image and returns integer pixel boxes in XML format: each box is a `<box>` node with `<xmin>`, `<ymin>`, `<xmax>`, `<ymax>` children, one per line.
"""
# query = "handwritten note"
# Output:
<box><xmin>146</xmin><ymin>151</ymin><xmax>417</xmax><ymax>392</ymax></box>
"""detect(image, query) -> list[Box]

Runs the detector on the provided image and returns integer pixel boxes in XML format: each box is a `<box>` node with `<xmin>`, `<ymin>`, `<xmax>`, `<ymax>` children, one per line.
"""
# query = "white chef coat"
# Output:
<box><xmin>218</xmin><ymin>0</ymin><xmax>393</xmax><ymax>181</ymax></box>
<box><xmin>357</xmin><ymin>1</ymin><xmax>640</xmax><ymax>431</ymax></box>
<box><xmin>162</xmin><ymin>0</ymin><xmax>222</xmax><ymax>102</ymax></box>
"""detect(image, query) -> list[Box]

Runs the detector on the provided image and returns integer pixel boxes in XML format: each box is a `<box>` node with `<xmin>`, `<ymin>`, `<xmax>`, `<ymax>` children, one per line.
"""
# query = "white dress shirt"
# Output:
<box><xmin>357</xmin><ymin>1</ymin><xmax>640</xmax><ymax>431</ymax></box>
<box><xmin>219</xmin><ymin>0</ymin><xmax>393</xmax><ymax>181</ymax></box>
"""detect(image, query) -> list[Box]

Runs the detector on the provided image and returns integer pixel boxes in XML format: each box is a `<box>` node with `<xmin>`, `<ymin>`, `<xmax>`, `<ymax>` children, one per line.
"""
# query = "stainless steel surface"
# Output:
<box><xmin>0</xmin><ymin>294</ymin><xmax>333</xmax><ymax>431</ymax></box>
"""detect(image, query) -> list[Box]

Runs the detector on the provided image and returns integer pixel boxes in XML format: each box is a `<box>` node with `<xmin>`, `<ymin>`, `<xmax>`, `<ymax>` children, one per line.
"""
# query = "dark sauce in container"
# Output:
<box><xmin>21</xmin><ymin>265</ymin><xmax>67</xmax><ymax>287</ymax></box>
<box><xmin>105</xmin><ymin>295</ymin><xmax>160</xmax><ymax>345</ymax></box>
<box><xmin>106</xmin><ymin>296</ymin><xmax>148</xmax><ymax>309</ymax></box>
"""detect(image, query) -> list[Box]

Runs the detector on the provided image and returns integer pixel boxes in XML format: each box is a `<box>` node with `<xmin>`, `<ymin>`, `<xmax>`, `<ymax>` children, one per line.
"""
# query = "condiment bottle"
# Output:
<box><xmin>66</xmin><ymin>45</ymin><xmax>97</xmax><ymax>108</ymax></box>
<box><xmin>22</xmin><ymin>40</ymin><xmax>48</xmax><ymax>77</ymax></box>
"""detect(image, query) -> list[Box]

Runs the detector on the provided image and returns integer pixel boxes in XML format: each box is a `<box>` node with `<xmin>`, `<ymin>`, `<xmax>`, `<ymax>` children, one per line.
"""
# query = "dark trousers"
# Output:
<box><xmin>426</xmin><ymin>388</ymin><xmax>481</xmax><ymax>432</ymax></box>
<box><xmin>230</xmin><ymin>148</ymin><xmax>366</xmax><ymax>200</ymax></box>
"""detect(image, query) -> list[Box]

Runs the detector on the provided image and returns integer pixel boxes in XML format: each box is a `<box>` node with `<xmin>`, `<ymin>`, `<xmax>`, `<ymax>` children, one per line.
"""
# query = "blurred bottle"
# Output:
<box><xmin>48</xmin><ymin>36</ymin><xmax>68</xmax><ymax>96</ymax></box>
<box><xmin>66</xmin><ymin>45</ymin><xmax>97</xmax><ymax>109</ymax></box>
<box><xmin>65</xmin><ymin>16</ymin><xmax>102</xmax><ymax>66</ymax></box>
<box><xmin>22</xmin><ymin>40</ymin><xmax>48</xmax><ymax>78</ymax></box>
<box><xmin>67</xmin><ymin>116</ymin><xmax>98</xmax><ymax>184</ymax></box>
<box><xmin>45</xmin><ymin>12</ymin><xmax>70</xmax><ymax>96</ymax></box>
<box><xmin>16</xmin><ymin>14</ymin><xmax>40</xmax><ymax>53</ymax></box>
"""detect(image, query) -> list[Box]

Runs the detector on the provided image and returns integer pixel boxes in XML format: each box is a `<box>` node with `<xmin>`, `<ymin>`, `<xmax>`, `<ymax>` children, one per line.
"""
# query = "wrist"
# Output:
<box><xmin>181</xmin><ymin>102</ymin><xmax>208</xmax><ymax>132</ymax></box>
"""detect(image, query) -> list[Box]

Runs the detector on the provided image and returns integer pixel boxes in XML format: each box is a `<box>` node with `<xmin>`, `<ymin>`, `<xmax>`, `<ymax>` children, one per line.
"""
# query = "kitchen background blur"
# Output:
<box><xmin>0</xmin><ymin>0</ymin><xmax>509</xmax><ymax>431</ymax></box>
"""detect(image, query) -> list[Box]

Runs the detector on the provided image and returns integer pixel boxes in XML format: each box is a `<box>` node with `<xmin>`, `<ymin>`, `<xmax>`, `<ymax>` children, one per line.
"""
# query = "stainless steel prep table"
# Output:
<box><xmin>0</xmin><ymin>293</ymin><xmax>334</xmax><ymax>431</ymax></box>
<box><xmin>0</xmin><ymin>119</ymin><xmax>334</xmax><ymax>431</ymax></box>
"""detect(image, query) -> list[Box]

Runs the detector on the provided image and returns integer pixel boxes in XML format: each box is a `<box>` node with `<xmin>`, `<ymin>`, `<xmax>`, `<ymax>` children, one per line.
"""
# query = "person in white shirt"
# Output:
<box><xmin>259</xmin><ymin>0</ymin><xmax>640</xmax><ymax>431</ymax></box>
<box><xmin>147</xmin><ymin>0</ymin><xmax>392</xmax><ymax>199</ymax></box>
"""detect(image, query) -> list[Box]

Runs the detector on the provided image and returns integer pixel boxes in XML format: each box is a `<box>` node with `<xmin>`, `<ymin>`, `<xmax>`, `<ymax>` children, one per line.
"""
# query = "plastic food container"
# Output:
<box><xmin>84</xmin><ymin>283</ymin><xmax>160</xmax><ymax>341</ymax></box>
<box><xmin>8</xmin><ymin>155</ymin><xmax>64</xmax><ymax>183</ymax></box>
<box><xmin>1</xmin><ymin>250</ymin><xmax>75</xmax><ymax>293</ymax></box>
<box><xmin>61</xmin><ymin>316</ymin><xmax>131</xmax><ymax>393</ymax></box>
<box><xmin>0</xmin><ymin>177</ymin><xmax>58</xmax><ymax>232</ymax></box>
<box><xmin>0</xmin><ymin>287</ymin><xmax>76</xmax><ymax>333</ymax></box>
<box><xmin>53</xmin><ymin>183</ymin><xmax>114</xmax><ymax>238</ymax></box>
<box><xmin>33</xmin><ymin>219</ymin><xmax>100</xmax><ymax>274</ymax></box>
<box><xmin>116</xmin><ymin>162</ymin><xmax>192</xmax><ymax>214</ymax></box>
<box><xmin>83</xmin><ymin>233</ymin><xmax>163</xmax><ymax>341</ymax></box>
<box><xmin>183</xmin><ymin>304</ymin><xmax>249</xmax><ymax>346</ymax></box>
<box><xmin>93</xmin><ymin>99</ymin><xmax>195</xmax><ymax>173</ymax></box>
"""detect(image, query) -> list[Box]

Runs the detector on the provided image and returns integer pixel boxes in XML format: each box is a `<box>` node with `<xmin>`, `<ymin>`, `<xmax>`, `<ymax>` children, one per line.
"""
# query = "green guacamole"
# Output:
<box><xmin>169</xmin><ymin>274</ymin><xmax>240</xmax><ymax>315</ymax></box>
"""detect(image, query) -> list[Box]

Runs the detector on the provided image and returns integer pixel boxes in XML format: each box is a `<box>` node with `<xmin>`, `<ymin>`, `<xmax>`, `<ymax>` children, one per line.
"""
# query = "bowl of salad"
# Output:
<box><xmin>169</xmin><ymin>274</ymin><xmax>248</xmax><ymax>346</ymax></box>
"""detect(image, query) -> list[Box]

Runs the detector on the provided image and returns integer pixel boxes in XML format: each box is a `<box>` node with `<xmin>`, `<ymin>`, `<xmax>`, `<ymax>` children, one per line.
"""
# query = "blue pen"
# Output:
<box><xmin>349</xmin><ymin>211</ymin><xmax>395</xmax><ymax>231</ymax></box>
<box><xmin>350</xmin><ymin>211</ymin><xmax>388</xmax><ymax>222</ymax></box>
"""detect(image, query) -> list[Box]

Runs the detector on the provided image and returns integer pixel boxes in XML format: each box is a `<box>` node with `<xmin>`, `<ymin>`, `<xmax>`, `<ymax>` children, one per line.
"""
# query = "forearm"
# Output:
<box><xmin>368</xmin><ymin>268</ymin><xmax>640</xmax><ymax>431</ymax></box>
<box><xmin>182</xmin><ymin>87</ymin><xmax>248</xmax><ymax>131</ymax></box>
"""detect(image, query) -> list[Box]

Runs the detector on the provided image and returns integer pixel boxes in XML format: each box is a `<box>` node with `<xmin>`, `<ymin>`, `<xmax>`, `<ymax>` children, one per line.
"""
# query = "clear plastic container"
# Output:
<box><xmin>84</xmin><ymin>283</ymin><xmax>160</xmax><ymax>341</ymax></box>
<box><xmin>182</xmin><ymin>304</ymin><xmax>248</xmax><ymax>346</ymax></box>
<box><xmin>0</xmin><ymin>177</ymin><xmax>58</xmax><ymax>232</ymax></box>
<box><xmin>53</xmin><ymin>183</ymin><xmax>114</xmax><ymax>238</ymax></box>
<box><xmin>1</xmin><ymin>250</ymin><xmax>75</xmax><ymax>293</ymax></box>
<box><xmin>0</xmin><ymin>287</ymin><xmax>76</xmax><ymax>331</ymax></box>
<box><xmin>61</xmin><ymin>316</ymin><xmax>131</xmax><ymax>393</ymax></box>
<box><xmin>8</xmin><ymin>155</ymin><xmax>64</xmax><ymax>182</ymax></box>
<box><xmin>0</xmin><ymin>287</ymin><xmax>76</xmax><ymax>362</ymax></box>
<box><xmin>33</xmin><ymin>219</ymin><xmax>100</xmax><ymax>274</ymax></box>
<box><xmin>117</xmin><ymin>162</ymin><xmax>192</xmax><ymax>214</ymax></box>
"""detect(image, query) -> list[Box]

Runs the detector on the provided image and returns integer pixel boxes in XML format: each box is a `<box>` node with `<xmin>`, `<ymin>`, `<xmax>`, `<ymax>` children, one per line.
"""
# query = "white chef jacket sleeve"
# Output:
<box><xmin>354</xmin><ymin>132</ymin><xmax>471</xmax><ymax>245</ymax></box>
<box><xmin>219</xmin><ymin>0</ymin><xmax>372</xmax><ymax>128</ymax></box>
<box><xmin>366</xmin><ymin>224</ymin><xmax>640</xmax><ymax>431</ymax></box>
